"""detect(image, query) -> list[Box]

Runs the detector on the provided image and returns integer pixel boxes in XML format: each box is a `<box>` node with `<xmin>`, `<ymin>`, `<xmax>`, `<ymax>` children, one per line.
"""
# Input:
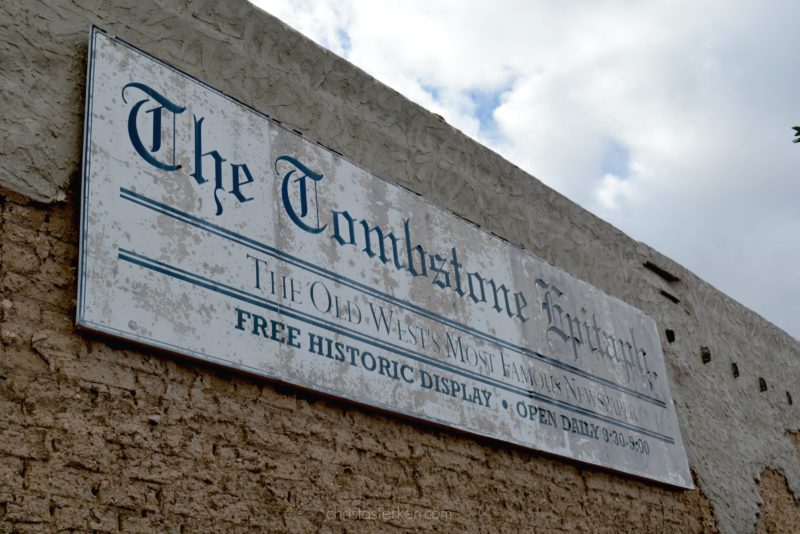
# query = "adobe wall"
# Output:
<box><xmin>1</xmin><ymin>1</ymin><xmax>798</xmax><ymax>532</ymax></box>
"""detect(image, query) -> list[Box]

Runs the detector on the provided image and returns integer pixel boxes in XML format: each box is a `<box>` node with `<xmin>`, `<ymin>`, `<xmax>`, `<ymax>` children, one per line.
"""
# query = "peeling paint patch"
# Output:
<box><xmin>77</xmin><ymin>28</ymin><xmax>691</xmax><ymax>488</ymax></box>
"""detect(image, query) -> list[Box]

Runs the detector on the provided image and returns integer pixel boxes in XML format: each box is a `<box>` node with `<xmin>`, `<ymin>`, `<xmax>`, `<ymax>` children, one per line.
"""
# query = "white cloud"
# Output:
<box><xmin>254</xmin><ymin>0</ymin><xmax>353</xmax><ymax>56</ymax></box>
<box><xmin>252</xmin><ymin>0</ymin><xmax>800</xmax><ymax>339</ymax></box>
<box><xmin>596</xmin><ymin>174</ymin><xmax>634</xmax><ymax>211</ymax></box>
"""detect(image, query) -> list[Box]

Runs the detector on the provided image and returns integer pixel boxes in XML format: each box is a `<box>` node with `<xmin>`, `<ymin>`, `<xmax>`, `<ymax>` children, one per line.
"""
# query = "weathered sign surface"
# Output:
<box><xmin>78</xmin><ymin>27</ymin><xmax>693</xmax><ymax>488</ymax></box>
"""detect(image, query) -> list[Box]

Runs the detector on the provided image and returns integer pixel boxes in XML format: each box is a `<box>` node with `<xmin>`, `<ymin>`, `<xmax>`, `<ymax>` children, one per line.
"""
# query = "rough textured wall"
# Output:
<box><xmin>0</xmin><ymin>1</ymin><xmax>798</xmax><ymax>532</ymax></box>
<box><xmin>0</xmin><ymin>193</ymin><xmax>720</xmax><ymax>532</ymax></box>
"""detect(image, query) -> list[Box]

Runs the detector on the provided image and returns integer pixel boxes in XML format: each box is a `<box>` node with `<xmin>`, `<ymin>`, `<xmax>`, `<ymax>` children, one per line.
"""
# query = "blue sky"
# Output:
<box><xmin>253</xmin><ymin>0</ymin><xmax>800</xmax><ymax>340</ymax></box>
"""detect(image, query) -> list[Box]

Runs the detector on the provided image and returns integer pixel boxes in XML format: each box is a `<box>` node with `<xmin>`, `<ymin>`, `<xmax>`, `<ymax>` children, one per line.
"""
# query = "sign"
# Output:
<box><xmin>78</xmin><ymin>27</ymin><xmax>693</xmax><ymax>488</ymax></box>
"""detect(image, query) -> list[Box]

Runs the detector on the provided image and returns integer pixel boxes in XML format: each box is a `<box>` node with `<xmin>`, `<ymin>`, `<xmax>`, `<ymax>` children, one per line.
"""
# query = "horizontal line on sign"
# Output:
<box><xmin>117</xmin><ymin>247</ymin><xmax>675</xmax><ymax>445</ymax></box>
<box><xmin>119</xmin><ymin>187</ymin><xmax>667</xmax><ymax>409</ymax></box>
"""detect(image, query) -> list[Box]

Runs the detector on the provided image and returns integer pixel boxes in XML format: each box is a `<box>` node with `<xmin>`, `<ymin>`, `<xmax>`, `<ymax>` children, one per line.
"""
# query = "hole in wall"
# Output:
<box><xmin>701</xmin><ymin>347</ymin><xmax>711</xmax><ymax>364</ymax></box>
<box><xmin>759</xmin><ymin>377</ymin><xmax>768</xmax><ymax>392</ymax></box>
<box><xmin>659</xmin><ymin>290</ymin><xmax>680</xmax><ymax>304</ymax></box>
<box><xmin>787</xmin><ymin>392</ymin><xmax>793</xmax><ymax>405</ymax></box>
<box><xmin>665</xmin><ymin>329</ymin><xmax>675</xmax><ymax>343</ymax></box>
<box><xmin>732</xmin><ymin>363</ymin><xmax>739</xmax><ymax>378</ymax></box>
<box><xmin>643</xmin><ymin>261</ymin><xmax>681</xmax><ymax>283</ymax></box>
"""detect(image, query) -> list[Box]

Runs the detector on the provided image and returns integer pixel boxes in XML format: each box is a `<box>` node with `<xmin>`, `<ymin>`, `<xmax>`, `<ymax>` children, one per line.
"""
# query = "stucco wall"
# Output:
<box><xmin>1</xmin><ymin>1</ymin><xmax>798</xmax><ymax>532</ymax></box>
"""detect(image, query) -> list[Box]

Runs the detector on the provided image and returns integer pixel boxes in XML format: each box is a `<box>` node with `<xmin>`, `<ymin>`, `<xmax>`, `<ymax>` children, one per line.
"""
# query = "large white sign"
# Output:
<box><xmin>78</xmin><ymin>28</ymin><xmax>693</xmax><ymax>488</ymax></box>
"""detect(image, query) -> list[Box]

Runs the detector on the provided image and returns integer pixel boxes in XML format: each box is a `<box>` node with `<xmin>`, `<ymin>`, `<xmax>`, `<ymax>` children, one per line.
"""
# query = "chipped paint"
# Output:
<box><xmin>77</xmin><ymin>28</ymin><xmax>692</xmax><ymax>488</ymax></box>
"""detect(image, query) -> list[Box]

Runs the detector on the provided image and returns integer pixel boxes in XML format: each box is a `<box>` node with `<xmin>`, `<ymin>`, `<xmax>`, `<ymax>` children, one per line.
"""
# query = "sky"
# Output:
<box><xmin>252</xmin><ymin>0</ymin><xmax>800</xmax><ymax>341</ymax></box>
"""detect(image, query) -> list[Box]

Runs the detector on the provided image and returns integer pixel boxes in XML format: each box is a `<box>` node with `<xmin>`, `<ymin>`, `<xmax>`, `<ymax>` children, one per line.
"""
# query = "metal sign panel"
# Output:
<box><xmin>78</xmin><ymin>27</ymin><xmax>693</xmax><ymax>488</ymax></box>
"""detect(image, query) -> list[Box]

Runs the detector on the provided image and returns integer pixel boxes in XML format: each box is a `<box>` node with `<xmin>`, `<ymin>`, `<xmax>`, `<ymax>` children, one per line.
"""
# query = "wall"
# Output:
<box><xmin>1</xmin><ymin>1</ymin><xmax>798</xmax><ymax>532</ymax></box>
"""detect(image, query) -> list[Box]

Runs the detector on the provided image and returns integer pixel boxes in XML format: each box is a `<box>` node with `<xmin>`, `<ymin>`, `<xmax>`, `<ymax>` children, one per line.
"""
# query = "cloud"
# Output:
<box><xmin>252</xmin><ymin>0</ymin><xmax>800</xmax><ymax>339</ymax></box>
